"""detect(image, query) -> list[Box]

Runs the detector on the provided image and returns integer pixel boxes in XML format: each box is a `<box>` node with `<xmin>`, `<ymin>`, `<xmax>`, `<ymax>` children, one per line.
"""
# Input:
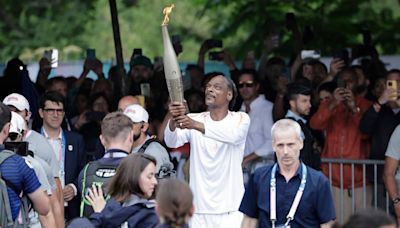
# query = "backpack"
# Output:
<box><xmin>80</xmin><ymin>138</ymin><xmax>175</xmax><ymax>217</ymax></box>
<box><xmin>138</xmin><ymin>137</ymin><xmax>175</xmax><ymax>179</ymax></box>
<box><xmin>0</xmin><ymin>150</ymin><xmax>30</xmax><ymax>228</ymax></box>
<box><xmin>80</xmin><ymin>161</ymin><xmax>117</xmax><ymax>217</ymax></box>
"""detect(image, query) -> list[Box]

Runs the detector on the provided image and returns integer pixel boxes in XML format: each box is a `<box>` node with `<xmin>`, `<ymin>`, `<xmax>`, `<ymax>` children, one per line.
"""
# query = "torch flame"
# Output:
<box><xmin>162</xmin><ymin>4</ymin><xmax>175</xmax><ymax>26</ymax></box>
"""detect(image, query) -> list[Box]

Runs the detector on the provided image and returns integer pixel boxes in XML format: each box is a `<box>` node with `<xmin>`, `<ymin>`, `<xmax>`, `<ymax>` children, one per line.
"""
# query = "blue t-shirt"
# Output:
<box><xmin>239</xmin><ymin>163</ymin><xmax>336</xmax><ymax>228</ymax></box>
<box><xmin>0</xmin><ymin>151</ymin><xmax>41</xmax><ymax>220</ymax></box>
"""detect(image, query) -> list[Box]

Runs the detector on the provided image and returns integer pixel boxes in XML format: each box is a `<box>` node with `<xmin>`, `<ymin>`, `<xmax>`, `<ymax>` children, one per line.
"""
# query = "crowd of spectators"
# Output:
<box><xmin>1</xmin><ymin>12</ymin><xmax>400</xmax><ymax>227</ymax></box>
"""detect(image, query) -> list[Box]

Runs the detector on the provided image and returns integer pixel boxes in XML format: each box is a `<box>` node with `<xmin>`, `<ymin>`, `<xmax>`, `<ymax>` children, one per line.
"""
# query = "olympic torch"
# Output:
<box><xmin>162</xmin><ymin>4</ymin><xmax>184</xmax><ymax>103</ymax></box>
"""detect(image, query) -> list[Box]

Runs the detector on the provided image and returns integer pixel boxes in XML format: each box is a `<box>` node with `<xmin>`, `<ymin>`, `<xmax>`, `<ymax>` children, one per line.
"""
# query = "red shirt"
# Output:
<box><xmin>310</xmin><ymin>96</ymin><xmax>372</xmax><ymax>188</ymax></box>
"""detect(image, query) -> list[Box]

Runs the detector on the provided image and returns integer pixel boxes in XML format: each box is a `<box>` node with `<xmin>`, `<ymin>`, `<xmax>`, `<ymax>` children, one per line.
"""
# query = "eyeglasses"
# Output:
<box><xmin>43</xmin><ymin>108</ymin><xmax>64</xmax><ymax>115</ymax></box>
<box><xmin>238</xmin><ymin>81</ymin><xmax>255</xmax><ymax>88</ymax></box>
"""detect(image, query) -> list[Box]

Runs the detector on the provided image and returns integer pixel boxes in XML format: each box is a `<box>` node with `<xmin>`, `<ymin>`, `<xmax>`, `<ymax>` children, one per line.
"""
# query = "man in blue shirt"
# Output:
<box><xmin>0</xmin><ymin>102</ymin><xmax>50</xmax><ymax>222</ymax></box>
<box><xmin>239</xmin><ymin>119</ymin><xmax>335</xmax><ymax>228</ymax></box>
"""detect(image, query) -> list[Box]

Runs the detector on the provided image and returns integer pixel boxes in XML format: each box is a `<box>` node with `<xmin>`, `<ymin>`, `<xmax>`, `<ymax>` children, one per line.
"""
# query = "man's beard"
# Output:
<box><xmin>133</xmin><ymin>132</ymin><xmax>141</xmax><ymax>142</ymax></box>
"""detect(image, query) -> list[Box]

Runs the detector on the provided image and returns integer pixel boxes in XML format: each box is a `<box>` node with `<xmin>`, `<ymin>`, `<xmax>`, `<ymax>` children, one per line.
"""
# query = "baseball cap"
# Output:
<box><xmin>130</xmin><ymin>55</ymin><xmax>153</xmax><ymax>69</ymax></box>
<box><xmin>3</xmin><ymin>93</ymin><xmax>30</xmax><ymax>112</ymax></box>
<box><xmin>10</xmin><ymin>111</ymin><xmax>26</xmax><ymax>135</ymax></box>
<box><xmin>123</xmin><ymin>104</ymin><xmax>149</xmax><ymax>123</ymax></box>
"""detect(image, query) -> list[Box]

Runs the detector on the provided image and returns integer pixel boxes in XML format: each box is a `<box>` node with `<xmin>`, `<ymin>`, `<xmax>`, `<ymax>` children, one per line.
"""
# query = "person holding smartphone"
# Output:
<box><xmin>8</xmin><ymin>111</ymin><xmax>57</xmax><ymax>227</ymax></box>
<box><xmin>360</xmin><ymin>70</ymin><xmax>400</xmax><ymax>210</ymax></box>
<box><xmin>310</xmin><ymin>67</ymin><xmax>373</xmax><ymax>222</ymax></box>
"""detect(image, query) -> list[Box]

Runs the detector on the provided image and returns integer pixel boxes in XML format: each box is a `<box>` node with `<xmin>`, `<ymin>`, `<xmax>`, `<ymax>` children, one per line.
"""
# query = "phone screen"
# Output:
<box><xmin>337</xmin><ymin>78</ymin><xmax>347</xmax><ymax>88</ymax></box>
<box><xmin>87</xmin><ymin>49</ymin><xmax>96</xmax><ymax>60</ymax></box>
<box><xmin>44</xmin><ymin>49</ymin><xmax>58</xmax><ymax>68</ymax></box>
<box><xmin>140</xmin><ymin>83</ymin><xmax>151</xmax><ymax>97</ymax></box>
<box><xmin>387</xmin><ymin>80</ymin><xmax>398</xmax><ymax>100</ymax></box>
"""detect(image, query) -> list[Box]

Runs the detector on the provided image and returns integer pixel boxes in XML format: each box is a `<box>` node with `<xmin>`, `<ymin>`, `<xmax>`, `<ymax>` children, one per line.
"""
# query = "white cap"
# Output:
<box><xmin>3</xmin><ymin>93</ymin><xmax>30</xmax><ymax>112</ymax></box>
<box><xmin>10</xmin><ymin>111</ymin><xmax>26</xmax><ymax>135</ymax></box>
<box><xmin>123</xmin><ymin>104</ymin><xmax>149</xmax><ymax>123</ymax></box>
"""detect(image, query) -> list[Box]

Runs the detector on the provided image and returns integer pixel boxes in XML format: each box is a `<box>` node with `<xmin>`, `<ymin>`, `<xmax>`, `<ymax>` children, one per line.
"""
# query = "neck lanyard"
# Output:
<box><xmin>270</xmin><ymin>162</ymin><xmax>307</xmax><ymax>228</ymax></box>
<box><xmin>103</xmin><ymin>149</ymin><xmax>129</xmax><ymax>158</ymax></box>
<box><xmin>41</xmin><ymin>128</ymin><xmax>66</xmax><ymax>174</ymax></box>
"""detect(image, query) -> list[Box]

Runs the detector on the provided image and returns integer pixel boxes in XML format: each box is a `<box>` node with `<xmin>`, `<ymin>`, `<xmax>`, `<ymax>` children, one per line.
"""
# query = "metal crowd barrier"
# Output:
<box><xmin>321</xmin><ymin>158</ymin><xmax>389</xmax><ymax>223</ymax></box>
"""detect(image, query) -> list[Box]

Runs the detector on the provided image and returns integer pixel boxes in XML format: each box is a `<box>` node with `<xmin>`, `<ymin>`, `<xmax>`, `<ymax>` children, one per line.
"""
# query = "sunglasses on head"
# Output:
<box><xmin>238</xmin><ymin>81</ymin><xmax>255</xmax><ymax>88</ymax></box>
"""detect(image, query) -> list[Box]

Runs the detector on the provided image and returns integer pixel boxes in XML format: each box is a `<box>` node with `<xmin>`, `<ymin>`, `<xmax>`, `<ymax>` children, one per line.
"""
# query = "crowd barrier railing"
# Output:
<box><xmin>321</xmin><ymin>158</ymin><xmax>389</xmax><ymax>223</ymax></box>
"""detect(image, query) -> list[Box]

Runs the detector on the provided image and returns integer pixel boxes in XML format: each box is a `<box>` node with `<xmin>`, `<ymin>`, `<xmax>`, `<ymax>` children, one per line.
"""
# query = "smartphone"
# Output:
<box><xmin>136</xmin><ymin>95</ymin><xmax>146</xmax><ymax>108</ymax></box>
<box><xmin>337</xmin><ymin>78</ymin><xmax>347</xmax><ymax>89</ymax></box>
<box><xmin>285</xmin><ymin>12</ymin><xmax>296</xmax><ymax>30</ymax></box>
<box><xmin>172</xmin><ymin>35</ymin><xmax>181</xmax><ymax>44</ymax></box>
<box><xmin>387</xmin><ymin>80</ymin><xmax>398</xmax><ymax>101</ymax></box>
<box><xmin>301</xmin><ymin>50</ymin><xmax>320</xmax><ymax>60</ymax></box>
<box><xmin>85</xmin><ymin>111</ymin><xmax>106</xmax><ymax>122</ymax></box>
<box><xmin>44</xmin><ymin>49</ymin><xmax>59</xmax><ymax>68</ymax></box>
<box><xmin>133</xmin><ymin>48</ymin><xmax>142</xmax><ymax>57</ymax></box>
<box><xmin>208</xmin><ymin>51</ymin><xmax>224</xmax><ymax>61</ymax></box>
<box><xmin>5</xmin><ymin>141</ymin><xmax>29</xmax><ymax>156</ymax></box>
<box><xmin>333</xmin><ymin>49</ymin><xmax>350</xmax><ymax>66</ymax></box>
<box><xmin>361</xmin><ymin>28</ymin><xmax>371</xmax><ymax>45</ymax></box>
<box><xmin>270</xmin><ymin>32</ymin><xmax>280</xmax><ymax>49</ymax></box>
<box><xmin>205</xmin><ymin>39</ymin><xmax>223</xmax><ymax>48</ymax></box>
<box><xmin>86</xmin><ymin>49</ymin><xmax>96</xmax><ymax>60</ymax></box>
<box><xmin>140</xmin><ymin>83</ymin><xmax>151</xmax><ymax>97</ymax></box>
<box><xmin>303</xmin><ymin>25</ymin><xmax>314</xmax><ymax>44</ymax></box>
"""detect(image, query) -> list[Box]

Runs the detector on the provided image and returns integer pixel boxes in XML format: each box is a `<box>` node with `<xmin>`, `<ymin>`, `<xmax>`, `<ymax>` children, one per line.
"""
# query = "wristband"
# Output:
<box><xmin>393</xmin><ymin>196</ymin><xmax>400</xmax><ymax>205</ymax></box>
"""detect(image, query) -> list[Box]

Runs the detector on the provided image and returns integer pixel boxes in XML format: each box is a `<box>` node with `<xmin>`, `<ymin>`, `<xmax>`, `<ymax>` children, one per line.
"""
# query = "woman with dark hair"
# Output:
<box><xmin>69</xmin><ymin>153</ymin><xmax>159</xmax><ymax>228</ymax></box>
<box><xmin>156</xmin><ymin>179</ymin><xmax>193</xmax><ymax>228</ymax></box>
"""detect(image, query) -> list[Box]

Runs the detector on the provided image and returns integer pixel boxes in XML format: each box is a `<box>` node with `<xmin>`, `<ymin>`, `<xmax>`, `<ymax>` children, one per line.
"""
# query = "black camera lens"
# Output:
<box><xmin>8</xmin><ymin>133</ymin><xmax>19</xmax><ymax>141</ymax></box>
<box><xmin>388</xmin><ymin>82</ymin><xmax>393</xmax><ymax>86</ymax></box>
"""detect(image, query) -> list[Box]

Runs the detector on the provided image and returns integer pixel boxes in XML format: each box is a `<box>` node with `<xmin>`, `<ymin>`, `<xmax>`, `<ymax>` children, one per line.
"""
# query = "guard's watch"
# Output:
<box><xmin>392</xmin><ymin>196</ymin><xmax>400</xmax><ymax>205</ymax></box>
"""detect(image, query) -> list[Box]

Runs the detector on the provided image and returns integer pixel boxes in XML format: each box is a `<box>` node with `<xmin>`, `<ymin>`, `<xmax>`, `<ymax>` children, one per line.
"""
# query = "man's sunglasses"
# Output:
<box><xmin>238</xmin><ymin>81</ymin><xmax>255</xmax><ymax>88</ymax></box>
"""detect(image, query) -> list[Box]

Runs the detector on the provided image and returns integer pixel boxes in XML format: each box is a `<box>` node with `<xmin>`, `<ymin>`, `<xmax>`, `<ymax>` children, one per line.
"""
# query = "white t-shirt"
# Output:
<box><xmin>385</xmin><ymin>124</ymin><xmax>400</xmax><ymax>189</ymax></box>
<box><xmin>240</xmin><ymin>95</ymin><xmax>274</xmax><ymax>158</ymax></box>
<box><xmin>164</xmin><ymin>111</ymin><xmax>250</xmax><ymax>214</ymax></box>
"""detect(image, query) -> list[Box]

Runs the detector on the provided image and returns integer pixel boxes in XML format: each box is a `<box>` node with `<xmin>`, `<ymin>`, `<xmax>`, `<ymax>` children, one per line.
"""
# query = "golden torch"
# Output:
<box><xmin>162</xmin><ymin>4</ymin><xmax>184</xmax><ymax>103</ymax></box>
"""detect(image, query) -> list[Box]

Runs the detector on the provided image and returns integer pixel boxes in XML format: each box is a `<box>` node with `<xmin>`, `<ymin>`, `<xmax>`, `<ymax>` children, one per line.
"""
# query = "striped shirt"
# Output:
<box><xmin>0</xmin><ymin>150</ymin><xmax>41</xmax><ymax>220</ymax></box>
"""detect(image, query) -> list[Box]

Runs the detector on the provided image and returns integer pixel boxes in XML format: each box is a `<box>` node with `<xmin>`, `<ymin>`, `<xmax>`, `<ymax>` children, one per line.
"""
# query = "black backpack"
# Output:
<box><xmin>0</xmin><ymin>150</ymin><xmax>30</xmax><ymax>228</ymax></box>
<box><xmin>79</xmin><ymin>161</ymin><xmax>118</xmax><ymax>217</ymax></box>
<box><xmin>80</xmin><ymin>138</ymin><xmax>175</xmax><ymax>218</ymax></box>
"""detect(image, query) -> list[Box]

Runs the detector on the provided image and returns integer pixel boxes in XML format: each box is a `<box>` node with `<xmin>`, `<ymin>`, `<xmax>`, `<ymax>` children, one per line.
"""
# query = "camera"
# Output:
<box><xmin>85</xmin><ymin>111</ymin><xmax>106</xmax><ymax>122</ymax></box>
<box><xmin>205</xmin><ymin>39</ymin><xmax>223</xmax><ymax>48</ymax></box>
<box><xmin>5</xmin><ymin>141</ymin><xmax>29</xmax><ymax>157</ymax></box>
<box><xmin>209</xmin><ymin>51</ymin><xmax>224</xmax><ymax>61</ymax></box>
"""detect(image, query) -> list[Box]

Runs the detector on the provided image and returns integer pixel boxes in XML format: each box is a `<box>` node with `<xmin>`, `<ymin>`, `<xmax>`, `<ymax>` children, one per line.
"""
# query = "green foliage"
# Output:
<box><xmin>200</xmin><ymin>0</ymin><xmax>400</xmax><ymax>58</ymax></box>
<box><xmin>1</xmin><ymin>0</ymin><xmax>400</xmax><ymax>63</ymax></box>
<box><xmin>0</xmin><ymin>0</ymin><xmax>95</xmax><ymax>62</ymax></box>
<box><xmin>81</xmin><ymin>0</ymin><xmax>214</xmax><ymax>62</ymax></box>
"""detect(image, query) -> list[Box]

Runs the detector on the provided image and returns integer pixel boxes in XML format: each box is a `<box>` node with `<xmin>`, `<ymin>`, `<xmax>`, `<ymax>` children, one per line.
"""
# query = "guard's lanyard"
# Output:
<box><xmin>270</xmin><ymin>162</ymin><xmax>307</xmax><ymax>228</ymax></box>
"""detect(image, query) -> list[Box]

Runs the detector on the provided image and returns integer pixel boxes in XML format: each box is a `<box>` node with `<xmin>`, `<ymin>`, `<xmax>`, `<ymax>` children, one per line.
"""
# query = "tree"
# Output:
<box><xmin>198</xmin><ymin>0</ymin><xmax>400</xmax><ymax>59</ymax></box>
<box><xmin>0</xmin><ymin>0</ymin><xmax>96</xmax><ymax>61</ymax></box>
